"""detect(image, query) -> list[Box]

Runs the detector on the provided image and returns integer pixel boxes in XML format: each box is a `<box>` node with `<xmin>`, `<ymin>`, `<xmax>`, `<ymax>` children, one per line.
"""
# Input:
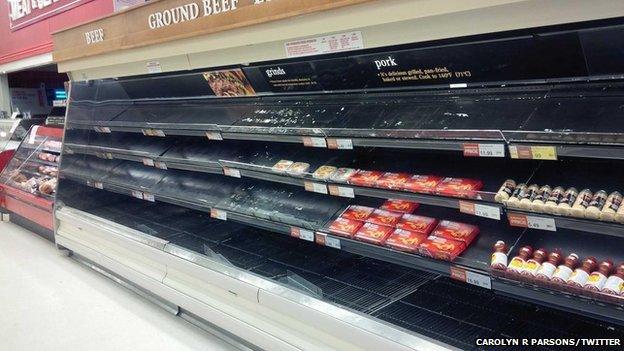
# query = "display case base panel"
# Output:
<box><xmin>9</xmin><ymin>211</ymin><xmax>54</xmax><ymax>242</ymax></box>
<box><xmin>62</xmin><ymin>201</ymin><xmax>624</xmax><ymax>351</ymax></box>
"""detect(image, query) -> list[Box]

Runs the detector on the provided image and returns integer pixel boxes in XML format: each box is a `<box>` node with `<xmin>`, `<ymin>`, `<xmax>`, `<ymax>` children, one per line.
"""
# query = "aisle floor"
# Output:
<box><xmin>0</xmin><ymin>221</ymin><xmax>238</xmax><ymax>351</ymax></box>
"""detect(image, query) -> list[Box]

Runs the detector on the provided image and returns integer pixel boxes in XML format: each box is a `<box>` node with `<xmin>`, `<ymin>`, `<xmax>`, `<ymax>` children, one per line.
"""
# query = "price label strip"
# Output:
<box><xmin>210</xmin><ymin>208</ymin><xmax>227</xmax><ymax>221</ymax></box>
<box><xmin>450</xmin><ymin>266</ymin><xmax>491</xmax><ymax>289</ymax></box>
<box><xmin>463</xmin><ymin>143</ymin><xmax>505</xmax><ymax>158</ymax></box>
<box><xmin>302</xmin><ymin>136</ymin><xmax>327</xmax><ymax>148</ymax></box>
<box><xmin>223</xmin><ymin>167</ymin><xmax>241</xmax><ymax>178</ymax></box>
<box><xmin>304</xmin><ymin>181</ymin><xmax>328</xmax><ymax>194</ymax></box>
<box><xmin>459</xmin><ymin>201</ymin><xmax>501</xmax><ymax>220</ymax></box>
<box><xmin>291</xmin><ymin>227</ymin><xmax>315</xmax><ymax>242</ymax></box>
<box><xmin>328</xmin><ymin>185</ymin><xmax>355</xmax><ymax>198</ymax></box>
<box><xmin>509</xmin><ymin>145</ymin><xmax>557</xmax><ymax>160</ymax></box>
<box><xmin>508</xmin><ymin>213</ymin><xmax>557</xmax><ymax>231</ymax></box>
<box><xmin>315</xmin><ymin>232</ymin><xmax>341</xmax><ymax>249</ymax></box>
<box><xmin>327</xmin><ymin>138</ymin><xmax>354</xmax><ymax>150</ymax></box>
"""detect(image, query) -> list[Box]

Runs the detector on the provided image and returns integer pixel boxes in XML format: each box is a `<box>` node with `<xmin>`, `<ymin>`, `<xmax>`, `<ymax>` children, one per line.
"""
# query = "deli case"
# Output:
<box><xmin>54</xmin><ymin>22</ymin><xmax>624</xmax><ymax>350</ymax></box>
<box><xmin>0</xmin><ymin>126</ymin><xmax>61</xmax><ymax>240</ymax></box>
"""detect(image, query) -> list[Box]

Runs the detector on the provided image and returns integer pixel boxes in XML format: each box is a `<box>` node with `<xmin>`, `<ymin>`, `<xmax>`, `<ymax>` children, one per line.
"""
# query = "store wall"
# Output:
<box><xmin>0</xmin><ymin>0</ymin><xmax>114</xmax><ymax>66</ymax></box>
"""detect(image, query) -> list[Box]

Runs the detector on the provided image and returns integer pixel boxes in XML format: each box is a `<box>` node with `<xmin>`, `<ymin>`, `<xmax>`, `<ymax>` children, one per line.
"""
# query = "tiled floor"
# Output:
<box><xmin>0</xmin><ymin>221</ymin><xmax>238</xmax><ymax>351</ymax></box>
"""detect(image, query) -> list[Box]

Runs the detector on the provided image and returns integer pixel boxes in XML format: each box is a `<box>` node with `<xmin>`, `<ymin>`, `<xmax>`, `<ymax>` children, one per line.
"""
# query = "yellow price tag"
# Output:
<box><xmin>530</xmin><ymin>146</ymin><xmax>557</xmax><ymax>160</ymax></box>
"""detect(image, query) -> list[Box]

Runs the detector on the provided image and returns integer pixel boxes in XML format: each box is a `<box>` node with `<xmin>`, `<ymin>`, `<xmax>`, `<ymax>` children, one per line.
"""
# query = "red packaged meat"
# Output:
<box><xmin>431</xmin><ymin>220</ymin><xmax>480</xmax><ymax>246</ymax></box>
<box><xmin>385</xmin><ymin>228</ymin><xmax>428</xmax><ymax>253</ymax></box>
<box><xmin>380</xmin><ymin>199</ymin><xmax>419</xmax><ymax>214</ymax></box>
<box><xmin>354</xmin><ymin>222</ymin><xmax>393</xmax><ymax>244</ymax></box>
<box><xmin>340</xmin><ymin>205</ymin><xmax>375</xmax><ymax>221</ymax></box>
<box><xmin>366</xmin><ymin>209</ymin><xmax>402</xmax><ymax>227</ymax></box>
<box><xmin>348</xmin><ymin>170</ymin><xmax>384</xmax><ymax>187</ymax></box>
<box><xmin>396</xmin><ymin>214</ymin><xmax>438</xmax><ymax>235</ymax></box>
<box><xmin>328</xmin><ymin>217</ymin><xmax>363</xmax><ymax>238</ymax></box>
<box><xmin>435</xmin><ymin>177</ymin><xmax>483</xmax><ymax>198</ymax></box>
<box><xmin>403</xmin><ymin>175</ymin><xmax>442</xmax><ymax>194</ymax></box>
<box><xmin>418</xmin><ymin>236</ymin><xmax>466</xmax><ymax>261</ymax></box>
<box><xmin>374</xmin><ymin>172</ymin><xmax>411</xmax><ymax>190</ymax></box>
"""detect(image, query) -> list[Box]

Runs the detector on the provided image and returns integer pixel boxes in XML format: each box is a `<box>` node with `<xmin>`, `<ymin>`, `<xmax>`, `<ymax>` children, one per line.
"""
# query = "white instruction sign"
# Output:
<box><xmin>285</xmin><ymin>31</ymin><xmax>364</xmax><ymax>58</ymax></box>
<box><xmin>146</xmin><ymin>60</ymin><xmax>162</xmax><ymax>74</ymax></box>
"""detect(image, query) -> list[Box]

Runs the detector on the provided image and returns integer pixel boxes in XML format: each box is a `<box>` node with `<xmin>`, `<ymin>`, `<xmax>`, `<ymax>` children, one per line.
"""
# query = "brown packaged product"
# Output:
<box><xmin>506</xmin><ymin>184</ymin><xmax>527</xmax><ymax>209</ymax></box>
<box><xmin>551</xmin><ymin>253</ymin><xmax>580</xmax><ymax>284</ymax></box>
<box><xmin>601</xmin><ymin>263</ymin><xmax>624</xmax><ymax>295</ymax></box>
<box><xmin>570</xmin><ymin>189</ymin><xmax>592</xmax><ymax>218</ymax></box>
<box><xmin>507</xmin><ymin>246</ymin><xmax>533</xmax><ymax>274</ymax></box>
<box><xmin>585</xmin><ymin>190</ymin><xmax>607</xmax><ymax>219</ymax></box>
<box><xmin>567</xmin><ymin>256</ymin><xmax>598</xmax><ymax>287</ymax></box>
<box><xmin>555</xmin><ymin>187</ymin><xmax>578</xmax><ymax>216</ymax></box>
<box><xmin>490</xmin><ymin>240</ymin><xmax>508</xmax><ymax>270</ymax></box>
<box><xmin>585</xmin><ymin>260</ymin><xmax>614</xmax><ymax>291</ymax></box>
<box><xmin>600</xmin><ymin>191</ymin><xmax>622</xmax><ymax>222</ymax></box>
<box><xmin>531</xmin><ymin>185</ymin><xmax>552</xmax><ymax>213</ymax></box>
<box><xmin>535</xmin><ymin>250</ymin><xmax>562</xmax><ymax>280</ymax></box>
<box><xmin>494</xmin><ymin>179</ymin><xmax>516</xmax><ymax>203</ymax></box>
<box><xmin>518</xmin><ymin>184</ymin><xmax>539</xmax><ymax>210</ymax></box>
<box><xmin>544</xmin><ymin>186</ymin><xmax>564</xmax><ymax>214</ymax></box>
<box><xmin>616</xmin><ymin>203</ymin><xmax>624</xmax><ymax>224</ymax></box>
<box><xmin>521</xmin><ymin>248</ymin><xmax>548</xmax><ymax>277</ymax></box>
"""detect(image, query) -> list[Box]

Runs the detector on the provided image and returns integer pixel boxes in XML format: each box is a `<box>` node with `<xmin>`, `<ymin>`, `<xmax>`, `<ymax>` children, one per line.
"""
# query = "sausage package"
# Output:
<box><xmin>385</xmin><ymin>228</ymin><xmax>428</xmax><ymax>253</ymax></box>
<box><xmin>354</xmin><ymin>222</ymin><xmax>394</xmax><ymax>244</ymax></box>
<box><xmin>348</xmin><ymin>170</ymin><xmax>384</xmax><ymax>187</ymax></box>
<box><xmin>380</xmin><ymin>199</ymin><xmax>419</xmax><ymax>214</ymax></box>
<box><xmin>435</xmin><ymin>177</ymin><xmax>483</xmax><ymax>198</ymax></box>
<box><xmin>418</xmin><ymin>236</ymin><xmax>466</xmax><ymax>261</ymax></box>
<box><xmin>366</xmin><ymin>209</ymin><xmax>403</xmax><ymax>227</ymax></box>
<box><xmin>328</xmin><ymin>217</ymin><xmax>363</xmax><ymax>238</ymax></box>
<box><xmin>396</xmin><ymin>214</ymin><xmax>438</xmax><ymax>235</ymax></box>
<box><xmin>431</xmin><ymin>220</ymin><xmax>480</xmax><ymax>246</ymax></box>
<box><xmin>403</xmin><ymin>175</ymin><xmax>442</xmax><ymax>194</ymax></box>
<box><xmin>340</xmin><ymin>205</ymin><xmax>375</xmax><ymax>221</ymax></box>
<box><xmin>374</xmin><ymin>172</ymin><xmax>412</xmax><ymax>190</ymax></box>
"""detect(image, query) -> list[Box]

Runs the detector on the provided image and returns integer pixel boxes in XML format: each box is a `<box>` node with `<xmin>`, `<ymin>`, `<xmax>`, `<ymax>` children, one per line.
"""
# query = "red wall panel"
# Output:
<box><xmin>0</xmin><ymin>0</ymin><xmax>114</xmax><ymax>66</ymax></box>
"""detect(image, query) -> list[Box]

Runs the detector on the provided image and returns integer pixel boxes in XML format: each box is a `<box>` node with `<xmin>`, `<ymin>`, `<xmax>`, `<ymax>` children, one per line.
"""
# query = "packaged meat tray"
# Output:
<box><xmin>403</xmin><ymin>175</ymin><xmax>442</xmax><ymax>194</ymax></box>
<box><xmin>354</xmin><ymin>222</ymin><xmax>393</xmax><ymax>244</ymax></box>
<box><xmin>286</xmin><ymin>162</ymin><xmax>310</xmax><ymax>177</ymax></box>
<box><xmin>366</xmin><ymin>209</ymin><xmax>402</xmax><ymax>227</ymax></box>
<box><xmin>312</xmin><ymin>165</ymin><xmax>337</xmax><ymax>180</ymax></box>
<box><xmin>418</xmin><ymin>236</ymin><xmax>466</xmax><ymax>261</ymax></box>
<box><xmin>340</xmin><ymin>205</ymin><xmax>375</xmax><ymax>221</ymax></box>
<box><xmin>385</xmin><ymin>228</ymin><xmax>428</xmax><ymax>253</ymax></box>
<box><xmin>374</xmin><ymin>172</ymin><xmax>411</xmax><ymax>190</ymax></box>
<box><xmin>396</xmin><ymin>214</ymin><xmax>438</xmax><ymax>235</ymax></box>
<box><xmin>329</xmin><ymin>167</ymin><xmax>357</xmax><ymax>183</ymax></box>
<box><xmin>348</xmin><ymin>170</ymin><xmax>384</xmax><ymax>187</ymax></box>
<box><xmin>431</xmin><ymin>220</ymin><xmax>480</xmax><ymax>246</ymax></box>
<box><xmin>435</xmin><ymin>177</ymin><xmax>483</xmax><ymax>198</ymax></box>
<box><xmin>380</xmin><ymin>199</ymin><xmax>419</xmax><ymax>214</ymax></box>
<box><xmin>272</xmin><ymin>160</ymin><xmax>293</xmax><ymax>173</ymax></box>
<box><xmin>328</xmin><ymin>217</ymin><xmax>363</xmax><ymax>238</ymax></box>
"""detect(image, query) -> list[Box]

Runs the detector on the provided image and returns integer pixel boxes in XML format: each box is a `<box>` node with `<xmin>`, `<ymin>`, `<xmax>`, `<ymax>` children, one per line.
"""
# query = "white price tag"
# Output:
<box><xmin>329</xmin><ymin>185</ymin><xmax>355</xmax><ymax>198</ymax></box>
<box><xmin>146</xmin><ymin>60</ymin><xmax>162</xmax><ymax>73</ymax></box>
<box><xmin>327</xmin><ymin>138</ymin><xmax>354</xmax><ymax>150</ymax></box>
<box><xmin>304</xmin><ymin>181</ymin><xmax>328</xmax><ymax>194</ymax></box>
<box><xmin>223</xmin><ymin>167</ymin><xmax>241</xmax><ymax>178</ymax></box>
<box><xmin>478</xmin><ymin>144</ymin><xmax>505</xmax><ymax>157</ymax></box>
<box><xmin>210</xmin><ymin>209</ymin><xmax>227</xmax><ymax>221</ymax></box>
<box><xmin>206</xmin><ymin>132</ymin><xmax>223</xmax><ymax>140</ymax></box>
<box><xmin>291</xmin><ymin>228</ymin><xmax>314</xmax><ymax>242</ymax></box>
<box><xmin>153</xmin><ymin>129</ymin><xmax>165</xmax><ymax>137</ymax></box>
<box><xmin>473</xmin><ymin>203</ymin><xmax>501</xmax><ymax>220</ymax></box>
<box><xmin>131</xmin><ymin>190</ymin><xmax>144</xmax><ymax>200</ymax></box>
<box><xmin>143</xmin><ymin>193</ymin><xmax>155</xmax><ymax>202</ymax></box>
<box><xmin>465</xmin><ymin>271</ymin><xmax>492</xmax><ymax>289</ymax></box>
<box><xmin>302</xmin><ymin>137</ymin><xmax>327</xmax><ymax>148</ymax></box>
<box><xmin>325</xmin><ymin>236</ymin><xmax>341</xmax><ymax>249</ymax></box>
<box><xmin>154</xmin><ymin>161</ymin><xmax>167</xmax><ymax>170</ymax></box>
<box><xmin>94</xmin><ymin>182</ymin><xmax>104</xmax><ymax>190</ymax></box>
<box><xmin>142</xmin><ymin>158</ymin><xmax>155</xmax><ymax>166</ymax></box>
<box><xmin>527</xmin><ymin>215</ymin><xmax>556</xmax><ymax>231</ymax></box>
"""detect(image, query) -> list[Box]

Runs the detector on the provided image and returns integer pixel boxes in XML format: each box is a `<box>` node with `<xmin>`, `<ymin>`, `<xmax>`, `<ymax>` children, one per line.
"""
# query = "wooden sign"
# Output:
<box><xmin>52</xmin><ymin>0</ymin><xmax>372</xmax><ymax>62</ymax></box>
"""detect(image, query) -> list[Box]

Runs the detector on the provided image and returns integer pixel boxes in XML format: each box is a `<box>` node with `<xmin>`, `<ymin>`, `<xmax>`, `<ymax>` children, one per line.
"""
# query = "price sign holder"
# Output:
<box><xmin>508</xmin><ymin>213</ymin><xmax>556</xmax><ymax>231</ymax></box>
<box><xmin>328</xmin><ymin>185</ymin><xmax>355</xmax><ymax>198</ymax></box>
<box><xmin>154</xmin><ymin>161</ymin><xmax>168</xmax><ymax>170</ymax></box>
<box><xmin>131</xmin><ymin>190</ymin><xmax>144</xmax><ymax>200</ymax></box>
<box><xmin>450</xmin><ymin>266</ymin><xmax>491</xmax><ymax>289</ymax></box>
<box><xmin>302</xmin><ymin>136</ymin><xmax>327</xmax><ymax>148</ymax></box>
<box><xmin>304</xmin><ymin>181</ymin><xmax>328</xmax><ymax>194</ymax></box>
<box><xmin>315</xmin><ymin>232</ymin><xmax>341</xmax><ymax>249</ymax></box>
<box><xmin>290</xmin><ymin>227</ymin><xmax>315</xmax><ymax>242</ymax></box>
<box><xmin>463</xmin><ymin>143</ymin><xmax>505</xmax><ymax>158</ymax></box>
<box><xmin>206</xmin><ymin>131</ymin><xmax>223</xmax><ymax>140</ymax></box>
<box><xmin>458</xmin><ymin>201</ymin><xmax>501</xmax><ymax>220</ymax></box>
<box><xmin>142</xmin><ymin>158</ymin><xmax>155</xmax><ymax>166</ymax></box>
<box><xmin>143</xmin><ymin>193</ymin><xmax>155</xmax><ymax>202</ymax></box>
<box><xmin>327</xmin><ymin>138</ymin><xmax>354</xmax><ymax>150</ymax></box>
<box><xmin>509</xmin><ymin>145</ymin><xmax>557</xmax><ymax>160</ymax></box>
<box><xmin>223</xmin><ymin>167</ymin><xmax>241</xmax><ymax>178</ymax></box>
<box><xmin>210</xmin><ymin>208</ymin><xmax>227</xmax><ymax>221</ymax></box>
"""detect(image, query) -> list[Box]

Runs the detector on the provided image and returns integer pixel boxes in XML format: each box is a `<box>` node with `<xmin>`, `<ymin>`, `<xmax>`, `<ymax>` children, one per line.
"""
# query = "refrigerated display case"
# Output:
<box><xmin>0</xmin><ymin>126</ymin><xmax>62</xmax><ymax>240</ymax></box>
<box><xmin>54</xmin><ymin>21</ymin><xmax>624</xmax><ymax>350</ymax></box>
